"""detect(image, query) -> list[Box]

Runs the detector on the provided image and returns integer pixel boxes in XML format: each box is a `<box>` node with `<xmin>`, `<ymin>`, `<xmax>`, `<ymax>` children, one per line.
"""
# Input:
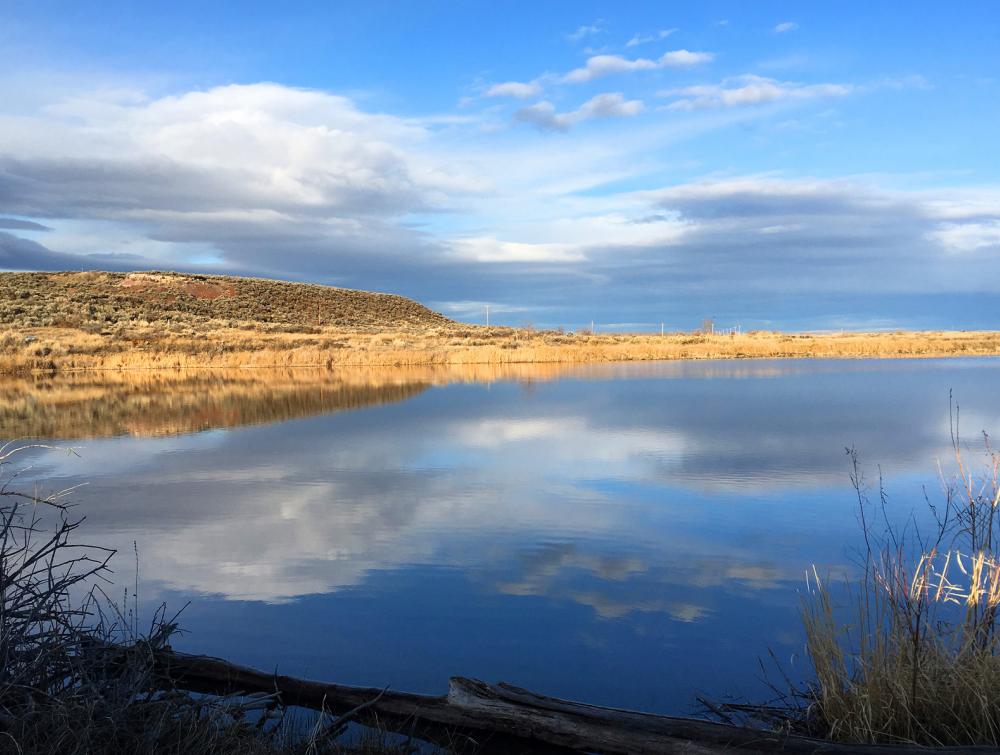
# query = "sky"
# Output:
<box><xmin>1</xmin><ymin>1</ymin><xmax>999</xmax><ymax>330</ymax></box>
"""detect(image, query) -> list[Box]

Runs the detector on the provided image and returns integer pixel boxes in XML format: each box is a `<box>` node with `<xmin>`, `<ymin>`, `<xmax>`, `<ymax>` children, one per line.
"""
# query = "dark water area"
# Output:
<box><xmin>6</xmin><ymin>358</ymin><xmax>1000</xmax><ymax>714</ymax></box>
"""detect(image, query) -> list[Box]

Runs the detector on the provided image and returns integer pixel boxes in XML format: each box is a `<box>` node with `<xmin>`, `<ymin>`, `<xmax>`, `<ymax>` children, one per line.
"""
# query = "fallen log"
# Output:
<box><xmin>151</xmin><ymin>650</ymin><xmax>1000</xmax><ymax>754</ymax></box>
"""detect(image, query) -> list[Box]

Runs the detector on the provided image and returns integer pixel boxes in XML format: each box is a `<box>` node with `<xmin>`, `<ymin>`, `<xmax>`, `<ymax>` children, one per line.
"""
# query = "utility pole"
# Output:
<box><xmin>590</xmin><ymin>320</ymin><xmax>594</xmax><ymax>334</ymax></box>
<box><xmin>660</xmin><ymin>322</ymin><xmax>664</xmax><ymax>337</ymax></box>
<box><xmin>486</xmin><ymin>304</ymin><xmax>490</xmax><ymax>327</ymax></box>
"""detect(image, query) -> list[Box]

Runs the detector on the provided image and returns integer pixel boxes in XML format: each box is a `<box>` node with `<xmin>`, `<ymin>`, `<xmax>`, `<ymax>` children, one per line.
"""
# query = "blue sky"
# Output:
<box><xmin>1</xmin><ymin>1</ymin><xmax>999</xmax><ymax>330</ymax></box>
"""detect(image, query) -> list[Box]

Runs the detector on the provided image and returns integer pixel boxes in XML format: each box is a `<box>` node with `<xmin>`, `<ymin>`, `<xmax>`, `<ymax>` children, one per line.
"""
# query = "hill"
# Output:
<box><xmin>0</xmin><ymin>271</ymin><xmax>452</xmax><ymax>331</ymax></box>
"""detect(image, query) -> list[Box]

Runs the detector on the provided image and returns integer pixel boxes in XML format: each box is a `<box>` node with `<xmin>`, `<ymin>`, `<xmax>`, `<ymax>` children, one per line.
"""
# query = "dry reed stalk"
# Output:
<box><xmin>796</xmin><ymin>404</ymin><xmax>1000</xmax><ymax>745</ymax></box>
<box><xmin>4</xmin><ymin>326</ymin><xmax>1000</xmax><ymax>374</ymax></box>
<box><xmin>703</xmin><ymin>399</ymin><xmax>1000</xmax><ymax>747</ymax></box>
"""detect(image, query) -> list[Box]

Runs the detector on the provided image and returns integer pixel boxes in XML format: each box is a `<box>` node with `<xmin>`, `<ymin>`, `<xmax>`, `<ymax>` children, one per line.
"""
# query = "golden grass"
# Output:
<box><xmin>5</xmin><ymin>325</ymin><xmax>1000</xmax><ymax>375</ymax></box>
<box><xmin>797</xmin><ymin>438</ymin><xmax>1000</xmax><ymax>746</ymax></box>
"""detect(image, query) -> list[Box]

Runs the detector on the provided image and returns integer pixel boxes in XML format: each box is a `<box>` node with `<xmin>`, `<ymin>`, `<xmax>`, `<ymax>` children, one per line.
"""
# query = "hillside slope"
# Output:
<box><xmin>0</xmin><ymin>271</ymin><xmax>452</xmax><ymax>330</ymax></box>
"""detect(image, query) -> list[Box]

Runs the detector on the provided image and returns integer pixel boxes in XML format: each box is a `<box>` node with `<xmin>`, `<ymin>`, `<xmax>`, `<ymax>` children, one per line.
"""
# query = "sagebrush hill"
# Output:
<box><xmin>0</xmin><ymin>271</ymin><xmax>452</xmax><ymax>331</ymax></box>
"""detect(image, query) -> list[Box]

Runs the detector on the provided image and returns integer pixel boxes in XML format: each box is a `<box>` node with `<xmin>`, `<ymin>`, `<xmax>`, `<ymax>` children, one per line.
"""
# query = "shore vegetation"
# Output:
<box><xmin>710</xmin><ymin>408</ymin><xmax>1000</xmax><ymax>747</ymax></box>
<box><xmin>3</xmin><ymin>271</ymin><xmax>1000</xmax><ymax>374</ymax></box>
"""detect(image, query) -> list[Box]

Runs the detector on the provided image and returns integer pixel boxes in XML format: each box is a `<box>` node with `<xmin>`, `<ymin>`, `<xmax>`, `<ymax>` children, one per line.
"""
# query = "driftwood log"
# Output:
<box><xmin>150</xmin><ymin>650</ymin><xmax>1000</xmax><ymax>754</ymax></box>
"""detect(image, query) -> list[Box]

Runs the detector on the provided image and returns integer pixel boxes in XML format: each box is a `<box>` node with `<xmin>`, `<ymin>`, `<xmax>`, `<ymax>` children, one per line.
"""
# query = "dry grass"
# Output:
<box><xmin>1</xmin><ymin>271</ymin><xmax>448</xmax><ymax>330</ymax></box>
<box><xmin>3</xmin><ymin>271</ymin><xmax>1000</xmax><ymax>374</ymax></box>
<box><xmin>719</xmin><ymin>407</ymin><xmax>1000</xmax><ymax>746</ymax></box>
<box><xmin>6</xmin><ymin>322</ymin><xmax>1000</xmax><ymax>375</ymax></box>
<box><xmin>804</xmin><ymin>428</ymin><xmax>1000</xmax><ymax>746</ymax></box>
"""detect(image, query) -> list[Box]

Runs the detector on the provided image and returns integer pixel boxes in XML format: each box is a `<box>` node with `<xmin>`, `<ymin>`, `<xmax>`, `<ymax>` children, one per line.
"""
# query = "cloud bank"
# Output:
<box><xmin>0</xmin><ymin>83</ymin><xmax>480</xmax><ymax>283</ymax></box>
<box><xmin>1</xmin><ymin>79</ymin><xmax>999</xmax><ymax>329</ymax></box>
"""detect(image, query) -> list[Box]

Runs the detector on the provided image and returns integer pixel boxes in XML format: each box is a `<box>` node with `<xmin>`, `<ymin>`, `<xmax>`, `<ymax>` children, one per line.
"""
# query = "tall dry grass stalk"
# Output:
<box><xmin>798</xmin><ymin>402</ymin><xmax>1000</xmax><ymax>746</ymax></box>
<box><xmin>4</xmin><ymin>325</ymin><xmax>1000</xmax><ymax>375</ymax></box>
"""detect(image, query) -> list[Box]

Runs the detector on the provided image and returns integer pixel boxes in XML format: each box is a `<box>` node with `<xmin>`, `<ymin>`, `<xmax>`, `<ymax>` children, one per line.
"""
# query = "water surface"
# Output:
<box><xmin>7</xmin><ymin>358</ymin><xmax>1000</xmax><ymax>713</ymax></box>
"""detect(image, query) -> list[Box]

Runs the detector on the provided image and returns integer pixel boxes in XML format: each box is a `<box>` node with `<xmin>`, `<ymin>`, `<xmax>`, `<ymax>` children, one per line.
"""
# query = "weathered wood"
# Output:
<box><xmin>151</xmin><ymin>650</ymin><xmax>1000</xmax><ymax>754</ymax></box>
<box><xmin>153</xmin><ymin>651</ymin><xmax>567</xmax><ymax>754</ymax></box>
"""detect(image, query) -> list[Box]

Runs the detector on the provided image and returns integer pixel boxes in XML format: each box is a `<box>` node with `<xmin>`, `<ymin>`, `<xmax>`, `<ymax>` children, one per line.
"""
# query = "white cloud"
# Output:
<box><xmin>567</xmin><ymin>23</ymin><xmax>602</xmax><ymax>42</ymax></box>
<box><xmin>758</xmin><ymin>223</ymin><xmax>805</xmax><ymax>234</ymax></box>
<box><xmin>662</xmin><ymin>74</ymin><xmax>852</xmax><ymax>110</ymax></box>
<box><xmin>451</xmin><ymin>236</ymin><xmax>584</xmax><ymax>263</ymax></box>
<box><xmin>485</xmin><ymin>80</ymin><xmax>542</xmax><ymax>99</ymax></box>
<box><xmin>512</xmin><ymin>101</ymin><xmax>565</xmax><ymax>130</ymax></box>
<box><xmin>625</xmin><ymin>29</ymin><xmax>677</xmax><ymax>48</ymax></box>
<box><xmin>513</xmin><ymin>92</ymin><xmax>643</xmax><ymax>131</ymax></box>
<box><xmin>576</xmin><ymin>92</ymin><xmax>645</xmax><ymax>119</ymax></box>
<box><xmin>432</xmin><ymin>300</ymin><xmax>533</xmax><ymax>318</ymax></box>
<box><xmin>0</xmin><ymin>83</ymin><xmax>463</xmax><ymax>208</ymax></box>
<box><xmin>660</xmin><ymin>50</ymin><xmax>714</xmax><ymax>67</ymax></box>
<box><xmin>774</xmin><ymin>21</ymin><xmax>799</xmax><ymax>33</ymax></box>
<box><xmin>563</xmin><ymin>50</ymin><xmax>713</xmax><ymax>84</ymax></box>
<box><xmin>931</xmin><ymin>220</ymin><xmax>1000</xmax><ymax>252</ymax></box>
<box><xmin>0</xmin><ymin>83</ymin><xmax>487</xmax><ymax>277</ymax></box>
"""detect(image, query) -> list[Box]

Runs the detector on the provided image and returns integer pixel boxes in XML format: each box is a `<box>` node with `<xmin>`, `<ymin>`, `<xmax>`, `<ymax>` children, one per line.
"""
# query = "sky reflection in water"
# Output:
<box><xmin>8</xmin><ymin>358</ymin><xmax>1000</xmax><ymax>713</ymax></box>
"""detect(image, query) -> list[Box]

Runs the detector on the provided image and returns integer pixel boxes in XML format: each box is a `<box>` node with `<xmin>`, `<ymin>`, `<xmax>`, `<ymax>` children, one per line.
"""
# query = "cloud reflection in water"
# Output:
<box><xmin>9</xmin><ymin>357</ymin><xmax>1000</xmax><ymax>710</ymax></box>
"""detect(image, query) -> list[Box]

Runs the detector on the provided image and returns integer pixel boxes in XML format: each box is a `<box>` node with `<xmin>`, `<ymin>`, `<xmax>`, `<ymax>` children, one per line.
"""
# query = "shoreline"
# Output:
<box><xmin>3</xmin><ymin>327</ymin><xmax>1000</xmax><ymax>375</ymax></box>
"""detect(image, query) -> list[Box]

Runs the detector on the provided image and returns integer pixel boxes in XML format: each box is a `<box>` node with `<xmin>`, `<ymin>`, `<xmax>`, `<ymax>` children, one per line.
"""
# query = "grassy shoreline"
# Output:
<box><xmin>5</xmin><ymin>326</ymin><xmax>1000</xmax><ymax>375</ymax></box>
<box><xmin>3</xmin><ymin>271</ymin><xmax>1000</xmax><ymax>374</ymax></box>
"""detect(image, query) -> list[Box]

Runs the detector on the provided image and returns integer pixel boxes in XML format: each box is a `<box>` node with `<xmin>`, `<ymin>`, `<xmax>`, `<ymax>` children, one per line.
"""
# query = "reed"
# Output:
<box><xmin>5</xmin><ymin>325</ymin><xmax>1000</xmax><ymax>375</ymax></box>
<box><xmin>726</xmin><ymin>406</ymin><xmax>1000</xmax><ymax>746</ymax></box>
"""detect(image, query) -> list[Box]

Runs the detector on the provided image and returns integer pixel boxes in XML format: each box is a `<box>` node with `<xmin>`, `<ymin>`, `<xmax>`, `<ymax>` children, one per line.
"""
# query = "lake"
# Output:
<box><xmin>5</xmin><ymin>357</ymin><xmax>1000</xmax><ymax>715</ymax></box>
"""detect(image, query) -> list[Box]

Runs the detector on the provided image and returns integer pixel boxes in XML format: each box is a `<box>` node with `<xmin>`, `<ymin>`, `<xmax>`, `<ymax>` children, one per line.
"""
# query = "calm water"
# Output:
<box><xmin>7</xmin><ymin>358</ymin><xmax>1000</xmax><ymax>713</ymax></box>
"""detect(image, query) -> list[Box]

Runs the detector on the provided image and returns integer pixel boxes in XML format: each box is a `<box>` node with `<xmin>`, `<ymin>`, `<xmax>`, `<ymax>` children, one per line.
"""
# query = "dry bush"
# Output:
<box><xmin>713</xmin><ymin>402</ymin><xmax>1000</xmax><ymax>746</ymax></box>
<box><xmin>0</xmin><ymin>272</ymin><xmax>449</xmax><ymax>333</ymax></box>
<box><xmin>800</xmin><ymin>421</ymin><xmax>1000</xmax><ymax>746</ymax></box>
